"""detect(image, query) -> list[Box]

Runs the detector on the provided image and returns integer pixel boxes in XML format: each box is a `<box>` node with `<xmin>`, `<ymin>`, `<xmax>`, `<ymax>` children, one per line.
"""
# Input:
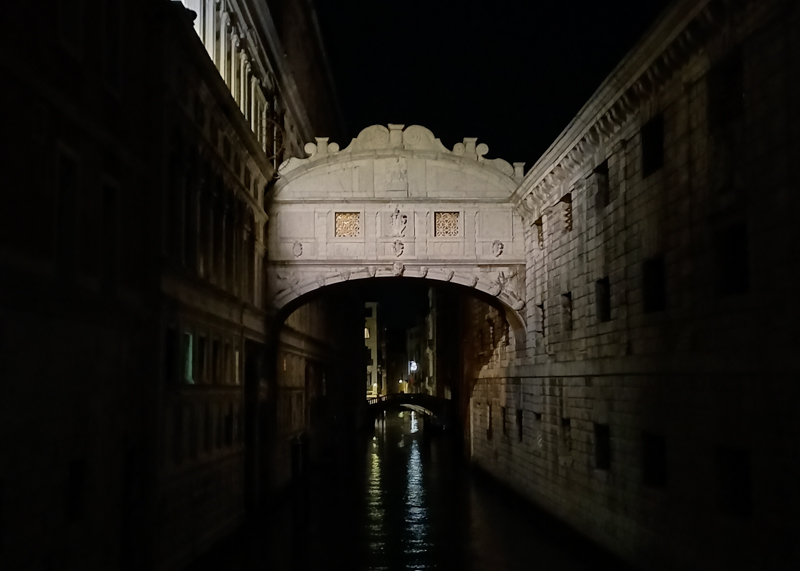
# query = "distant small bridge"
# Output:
<box><xmin>366</xmin><ymin>393</ymin><xmax>453</xmax><ymax>429</ymax></box>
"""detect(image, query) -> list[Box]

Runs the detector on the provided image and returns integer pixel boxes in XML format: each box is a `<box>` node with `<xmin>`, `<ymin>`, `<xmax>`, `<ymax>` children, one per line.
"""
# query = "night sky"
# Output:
<box><xmin>314</xmin><ymin>0</ymin><xmax>672</xmax><ymax>167</ymax></box>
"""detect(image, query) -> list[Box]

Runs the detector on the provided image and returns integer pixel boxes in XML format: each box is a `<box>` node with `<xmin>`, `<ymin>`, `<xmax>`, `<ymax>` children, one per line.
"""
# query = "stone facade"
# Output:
<box><xmin>465</xmin><ymin>0</ymin><xmax>800</xmax><ymax>569</ymax></box>
<box><xmin>0</xmin><ymin>1</ymin><xmax>345</xmax><ymax>570</ymax></box>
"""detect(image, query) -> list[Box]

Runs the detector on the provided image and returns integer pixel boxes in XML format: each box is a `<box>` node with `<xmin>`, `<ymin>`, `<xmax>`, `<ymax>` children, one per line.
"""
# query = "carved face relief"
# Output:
<box><xmin>392</xmin><ymin>239</ymin><xmax>405</xmax><ymax>257</ymax></box>
<box><xmin>491</xmin><ymin>240</ymin><xmax>504</xmax><ymax>257</ymax></box>
<box><xmin>392</xmin><ymin>262</ymin><xmax>405</xmax><ymax>277</ymax></box>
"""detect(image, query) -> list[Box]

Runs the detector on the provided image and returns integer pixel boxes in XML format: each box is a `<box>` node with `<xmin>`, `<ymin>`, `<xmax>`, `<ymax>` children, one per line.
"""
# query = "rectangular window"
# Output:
<box><xmin>487</xmin><ymin>404</ymin><xmax>493</xmax><ymax>440</ymax></box>
<box><xmin>501</xmin><ymin>406</ymin><xmax>507</xmax><ymax>436</ymax></box>
<box><xmin>642</xmin><ymin>432</ymin><xmax>667</xmax><ymax>488</ymax></box>
<box><xmin>65</xmin><ymin>458</ymin><xmax>86</xmax><ymax>521</ymax></box>
<box><xmin>561</xmin><ymin>292</ymin><xmax>573</xmax><ymax>331</ymax></box>
<box><xmin>561</xmin><ymin>418</ymin><xmax>572</xmax><ymax>453</ymax></box>
<box><xmin>594</xmin><ymin>423</ymin><xmax>611</xmax><ymax>470</ymax></box>
<box><xmin>211</xmin><ymin>340</ymin><xmax>220</xmax><ymax>384</ymax></box>
<box><xmin>714</xmin><ymin>222</ymin><xmax>749</xmax><ymax>297</ymax></box>
<box><xmin>708</xmin><ymin>50</ymin><xmax>744</xmax><ymax>133</ymax></box>
<box><xmin>164</xmin><ymin>328</ymin><xmax>178</xmax><ymax>385</ymax></box>
<box><xmin>334</xmin><ymin>212</ymin><xmax>360</xmax><ymax>237</ymax></box>
<box><xmin>517</xmin><ymin>409</ymin><xmax>524</xmax><ymax>442</ymax></box>
<box><xmin>715</xmin><ymin>446</ymin><xmax>752</xmax><ymax>518</ymax></box>
<box><xmin>594</xmin><ymin>160</ymin><xmax>610</xmax><ymax>210</ymax></box>
<box><xmin>194</xmin><ymin>336</ymin><xmax>206</xmax><ymax>383</ymax></box>
<box><xmin>641</xmin><ymin>114</ymin><xmax>664</xmax><ymax>177</ymax></box>
<box><xmin>596</xmin><ymin>277</ymin><xmax>611</xmax><ymax>322</ymax></box>
<box><xmin>434</xmin><ymin>212</ymin><xmax>460</xmax><ymax>237</ymax></box>
<box><xmin>234</xmin><ymin>348</ymin><xmax>240</xmax><ymax>384</ymax></box>
<box><xmin>536</xmin><ymin>302</ymin><xmax>545</xmax><ymax>336</ymax></box>
<box><xmin>559</xmin><ymin>194</ymin><xmax>573</xmax><ymax>232</ymax></box>
<box><xmin>642</xmin><ymin>254</ymin><xmax>667</xmax><ymax>313</ymax></box>
<box><xmin>182</xmin><ymin>333</ymin><xmax>194</xmax><ymax>384</ymax></box>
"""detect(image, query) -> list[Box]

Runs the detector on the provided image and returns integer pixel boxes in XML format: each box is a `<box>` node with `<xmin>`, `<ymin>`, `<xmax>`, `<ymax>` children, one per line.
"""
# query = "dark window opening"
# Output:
<box><xmin>534</xmin><ymin>411</ymin><xmax>542</xmax><ymax>422</ymax></box>
<box><xmin>487</xmin><ymin>404</ymin><xmax>493</xmax><ymax>440</ymax></box>
<box><xmin>642</xmin><ymin>432</ymin><xmax>667</xmax><ymax>487</ymax></box>
<box><xmin>642</xmin><ymin>254</ymin><xmax>667</xmax><ymax>313</ymax></box>
<box><xmin>204</xmin><ymin>405</ymin><xmax>213</xmax><ymax>453</ymax></box>
<box><xmin>364</xmin><ymin>306</ymin><xmax>373</xmax><ymax>318</ymax></box>
<box><xmin>641</xmin><ymin>114</ymin><xmax>664</xmax><ymax>176</ymax></box>
<box><xmin>560</xmin><ymin>194</ymin><xmax>573</xmax><ymax>232</ymax></box>
<box><xmin>561</xmin><ymin>418</ymin><xmax>572</xmax><ymax>453</ymax></box>
<box><xmin>194</xmin><ymin>336</ymin><xmax>207</xmax><ymax>383</ymax></box>
<box><xmin>594</xmin><ymin>160</ymin><xmax>610</xmax><ymax>210</ymax></box>
<box><xmin>65</xmin><ymin>458</ymin><xmax>86</xmax><ymax>521</ymax></box>
<box><xmin>517</xmin><ymin>409</ymin><xmax>524</xmax><ymax>442</ymax></box>
<box><xmin>164</xmin><ymin>328</ymin><xmax>178</xmax><ymax>385</ymax></box>
<box><xmin>596</xmin><ymin>277</ymin><xmax>611</xmax><ymax>322</ymax></box>
<box><xmin>714</xmin><ymin>222</ymin><xmax>749</xmax><ymax>297</ymax></box>
<box><xmin>225</xmin><ymin>405</ymin><xmax>234</xmax><ymax>447</ymax></box>
<box><xmin>561</xmin><ymin>292</ymin><xmax>573</xmax><ymax>331</ymax></box>
<box><xmin>595</xmin><ymin>423</ymin><xmax>611</xmax><ymax>470</ymax></box>
<box><xmin>715</xmin><ymin>446</ymin><xmax>752</xmax><ymax>518</ymax></box>
<box><xmin>708</xmin><ymin>50</ymin><xmax>744</xmax><ymax>133</ymax></box>
<box><xmin>537</xmin><ymin>303</ymin><xmax>545</xmax><ymax>336</ymax></box>
<box><xmin>501</xmin><ymin>406</ymin><xmax>507</xmax><ymax>436</ymax></box>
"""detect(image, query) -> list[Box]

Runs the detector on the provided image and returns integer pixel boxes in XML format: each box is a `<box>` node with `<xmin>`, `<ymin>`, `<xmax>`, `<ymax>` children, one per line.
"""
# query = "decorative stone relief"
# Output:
<box><xmin>444</xmin><ymin>270</ymin><xmax>454</xmax><ymax>282</ymax></box>
<box><xmin>334</xmin><ymin>212</ymin><xmax>360</xmax><ymax>237</ymax></box>
<box><xmin>392</xmin><ymin>262</ymin><xmax>405</xmax><ymax>277</ymax></box>
<box><xmin>392</xmin><ymin>240</ymin><xmax>405</xmax><ymax>257</ymax></box>
<box><xmin>434</xmin><ymin>212</ymin><xmax>459</xmax><ymax>237</ymax></box>
<box><xmin>339</xmin><ymin>270</ymin><xmax>351</xmax><ymax>281</ymax></box>
<box><xmin>419</xmin><ymin>266</ymin><xmax>429</xmax><ymax>278</ymax></box>
<box><xmin>367</xmin><ymin>266</ymin><xmax>377</xmax><ymax>277</ymax></box>
<box><xmin>386</xmin><ymin>158</ymin><xmax>408</xmax><ymax>191</ymax></box>
<box><xmin>468</xmin><ymin>276</ymin><xmax>479</xmax><ymax>288</ymax></box>
<box><xmin>389</xmin><ymin>208</ymin><xmax>408</xmax><ymax>237</ymax></box>
<box><xmin>491</xmin><ymin>240</ymin><xmax>504</xmax><ymax>257</ymax></box>
<box><xmin>292</xmin><ymin>241</ymin><xmax>303</xmax><ymax>257</ymax></box>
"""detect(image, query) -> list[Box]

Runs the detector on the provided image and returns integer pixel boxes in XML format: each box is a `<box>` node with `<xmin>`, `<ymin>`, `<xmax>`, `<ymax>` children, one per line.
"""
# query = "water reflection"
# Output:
<box><xmin>188</xmin><ymin>409</ymin><xmax>628</xmax><ymax>571</ymax></box>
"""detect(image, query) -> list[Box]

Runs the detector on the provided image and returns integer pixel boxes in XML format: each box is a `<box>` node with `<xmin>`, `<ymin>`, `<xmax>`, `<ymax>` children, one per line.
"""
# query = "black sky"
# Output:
<box><xmin>314</xmin><ymin>0</ymin><xmax>673</xmax><ymax>167</ymax></box>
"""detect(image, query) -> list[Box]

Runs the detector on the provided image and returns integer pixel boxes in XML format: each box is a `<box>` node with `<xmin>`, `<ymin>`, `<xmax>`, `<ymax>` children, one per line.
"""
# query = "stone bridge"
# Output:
<box><xmin>266</xmin><ymin>124</ymin><xmax>529</xmax><ymax>337</ymax></box>
<box><xmin>366</xmin><ymin>393</ymin><xmax>453</xmax><ymax>427</ymax></box>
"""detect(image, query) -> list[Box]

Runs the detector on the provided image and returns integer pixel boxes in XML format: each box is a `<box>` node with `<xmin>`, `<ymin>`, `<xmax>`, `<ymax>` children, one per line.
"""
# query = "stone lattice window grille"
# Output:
<box><xmin>334</xmin><ymin>212</ymin><xmax>360</xmax><ymax>237</ymax></box>
<box><xmin>434</xmin><ymin>212</ymin><xmax>459</xmax><ymax>237</ymax></box>
<box><xmin>559</xmin><ymin>194</ymin><xmax>573</xmax><ymax>232</ymax></box>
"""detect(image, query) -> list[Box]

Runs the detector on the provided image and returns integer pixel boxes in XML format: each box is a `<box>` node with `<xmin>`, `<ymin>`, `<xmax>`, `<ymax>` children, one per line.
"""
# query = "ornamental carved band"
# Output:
<box><xmin>334</xmin><ymin>212</ymin><xmax>360</xmax><ymax>237</ymax></box>
<box><xmin>434</xmin><ymin>212</ymin><xmax>459</xmax><ymax>237</ymax></box>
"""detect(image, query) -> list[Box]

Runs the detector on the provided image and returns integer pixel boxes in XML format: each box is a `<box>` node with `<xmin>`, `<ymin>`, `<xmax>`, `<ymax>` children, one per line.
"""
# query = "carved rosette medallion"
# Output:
<box><xmin>292</xmin><ymin>241</ymin><xmax>303</xmax><ymax>257</ymax></box>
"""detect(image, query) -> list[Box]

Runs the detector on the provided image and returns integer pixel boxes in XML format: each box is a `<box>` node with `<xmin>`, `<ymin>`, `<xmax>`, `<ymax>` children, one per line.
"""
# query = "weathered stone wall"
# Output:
<box><xmin>466</xmin><ymin>0</ymin><xmax>800</xmax><ymax>568</ymax></box>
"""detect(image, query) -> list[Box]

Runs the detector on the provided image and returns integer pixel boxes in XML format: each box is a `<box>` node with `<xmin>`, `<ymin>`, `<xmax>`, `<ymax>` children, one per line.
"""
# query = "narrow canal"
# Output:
<box><xmin>189</xmin><ymin>410</ymin><xmax>629</xmax><ymax>570</ymax></box>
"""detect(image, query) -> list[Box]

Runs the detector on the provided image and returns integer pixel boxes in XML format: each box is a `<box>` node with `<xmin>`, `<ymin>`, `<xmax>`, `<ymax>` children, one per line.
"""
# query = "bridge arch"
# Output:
<box><xmin>266</xmin><ymin>124</ymin><xmax>529</xmax><ymax>345</ymax></box>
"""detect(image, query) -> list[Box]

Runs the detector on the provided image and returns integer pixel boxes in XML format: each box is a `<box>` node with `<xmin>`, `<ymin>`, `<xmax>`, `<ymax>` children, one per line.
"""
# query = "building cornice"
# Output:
<box><xmin>513</xmin><ymin>0</ymin><xmax>760</xmax><ymax>222</ymax></box>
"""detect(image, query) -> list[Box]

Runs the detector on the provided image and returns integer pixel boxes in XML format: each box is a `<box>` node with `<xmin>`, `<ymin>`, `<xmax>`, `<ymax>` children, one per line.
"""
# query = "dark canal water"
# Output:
<box><xmin>189</xmin><ymin>410</ymin><xmax>628</xmax><ymax>571</ymax></box>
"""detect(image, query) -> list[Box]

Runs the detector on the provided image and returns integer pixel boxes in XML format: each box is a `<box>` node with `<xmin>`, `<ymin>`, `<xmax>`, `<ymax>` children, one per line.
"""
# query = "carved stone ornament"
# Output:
<box><xmin>419</xmin><ymin>266</ymin><xmax>429</xmax><ymax>278</ymax></box>
<box><xmin>276</xmin><ymin>272</ymin><xmax>299</xmax><ymax>295</ymax></box>
<box><xmin>292</xmin><ymin>241</ymin><xmax>303</xmax><ymax>257</ymax></box>
<box><xmin>339</xmin><ymin>270</ymin><xmax>351</xmax><ymax>281</ymax></box>
<box><xmin>444</xmin><ymin>270</ymin><xmax>454</xmax><ymax>282</ymax></box>
<box><xmin>491</xmin><ymin>240</ymin><xmax>504</xmax><ymax>257</ymax></box>
<box><xmin>367</xmin><ymin>266</ymin><xmax>377</xmax><ymax>278</ymax></box>
<box><xmin>390</xmin><ymin>207</ymin><xmax>408</xmax><ymax>237</ymax></box>
<box><xmin>468</xmin><ymin>276</ymin><xmax>479</xmax><ymax>288</ymax></box>
<box><xmin>316</xmin><ymin>275</ymin><xmax>326</xmax><ymax>288</ymax></box>
<box><xmin>392</xmin><ymin>239</ymin><xmax>405</xmax><ymax>257</ymax></box>
<box><xmin>392</xmin><ymin>262</ymin><xmax>405</xmax><ymax>277</ymax></box>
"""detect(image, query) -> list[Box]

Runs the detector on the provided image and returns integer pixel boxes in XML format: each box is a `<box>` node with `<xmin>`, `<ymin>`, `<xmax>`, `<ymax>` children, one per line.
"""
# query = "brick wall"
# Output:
<box><xmin>465</xmin><ymin>1</ymin><xmax>800</xmax><ymax>568</ymax></box>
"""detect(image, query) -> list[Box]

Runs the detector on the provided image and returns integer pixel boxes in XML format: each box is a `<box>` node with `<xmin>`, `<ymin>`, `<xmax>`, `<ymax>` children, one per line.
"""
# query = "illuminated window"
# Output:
<box><xmin>364</xmin><ymin>327</ymin><xmax>370</xmax><ymax>339</ymax></box>
<box><xmin>434</xmin><ymin>212</ymin><xmax>459</xmax><ymax>237</ymax></box>
<box><xmin>334</xmin><ymin>212</ymin><xmax>360</xmax><ymax>237</ymax></box>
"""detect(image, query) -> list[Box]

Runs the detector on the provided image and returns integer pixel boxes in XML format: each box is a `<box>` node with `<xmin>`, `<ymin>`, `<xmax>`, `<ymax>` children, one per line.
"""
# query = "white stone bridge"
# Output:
<box><xmin>266</xmin><ymin>124</ymin><xmax>528</xmax><ymax>330</ymax></box>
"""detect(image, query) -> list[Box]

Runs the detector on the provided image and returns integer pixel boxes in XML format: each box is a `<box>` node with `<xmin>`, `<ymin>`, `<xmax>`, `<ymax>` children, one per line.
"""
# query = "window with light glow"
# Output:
<box><xmin>364</xmin><ymin>327</ymin><xmax>370</xmax><ymax>339</ymax></box>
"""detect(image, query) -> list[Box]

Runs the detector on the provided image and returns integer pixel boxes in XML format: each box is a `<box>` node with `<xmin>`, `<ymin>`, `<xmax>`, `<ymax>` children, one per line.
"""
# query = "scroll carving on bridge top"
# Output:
<box><xmin>279</xmin><ymin>124</ymin><xmax>523</xmax><ymax>182</ymax></box>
